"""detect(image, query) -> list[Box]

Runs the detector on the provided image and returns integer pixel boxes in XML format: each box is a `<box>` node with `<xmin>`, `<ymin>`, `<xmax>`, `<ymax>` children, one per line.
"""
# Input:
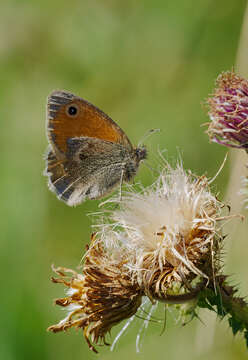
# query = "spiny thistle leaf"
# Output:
<box><xmin>197</xmin><ymin>277</ymin><xmax>248</xmax><ymax>348</ymax></box>
<box><xmin>229</xmin><ymin>317</ymin><xmax>244</xmax><ymax>335</ymax></box>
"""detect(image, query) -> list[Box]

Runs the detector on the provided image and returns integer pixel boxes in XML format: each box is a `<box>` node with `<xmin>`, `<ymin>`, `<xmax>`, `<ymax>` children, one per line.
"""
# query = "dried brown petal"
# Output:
<box><xmin>48</xmin><ymin>235</ymin><xmax>142</xmax><ymax>353</ymax></box>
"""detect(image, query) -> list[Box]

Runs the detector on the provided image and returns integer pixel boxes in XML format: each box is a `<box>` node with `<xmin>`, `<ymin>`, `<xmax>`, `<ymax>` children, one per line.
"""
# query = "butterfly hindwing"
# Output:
<box><xmin>45</xmin><ymin>137</ymin><xmax>137</xmax><ymax>206</ymax></box>
<box><xmin>45</xmin><ymin>149</ymin><xmax>77</xmax><ymax>203</ymax></box>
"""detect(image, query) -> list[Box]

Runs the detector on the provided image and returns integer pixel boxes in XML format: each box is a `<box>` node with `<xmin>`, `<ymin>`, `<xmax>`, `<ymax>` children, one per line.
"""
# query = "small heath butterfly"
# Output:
<box><xmin>45</xmin><ymin>91</ymin><xmax>147</xmax><ymax>206</ymax></box>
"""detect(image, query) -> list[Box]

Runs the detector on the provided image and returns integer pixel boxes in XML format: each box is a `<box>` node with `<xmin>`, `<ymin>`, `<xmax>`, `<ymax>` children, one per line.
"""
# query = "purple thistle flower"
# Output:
<box><xmin>207</xmin><ymin>71</ymin><xmax>248</xmax><ymax>150</ymax></box>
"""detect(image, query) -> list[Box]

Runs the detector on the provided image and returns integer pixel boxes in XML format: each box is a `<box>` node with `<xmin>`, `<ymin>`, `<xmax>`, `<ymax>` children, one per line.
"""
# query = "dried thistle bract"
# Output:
<box><xmin>48</xmin><ymin>235</ymin><xmax>142</xmax><ymax>353</ymax></box>
<box><xmin>49</xmin><ymin>165</ymin><xmax>231</xmax><ymax>352</ymax></box>
<box><xmin>101</xmin><ymin>165</ymin><xmax>224</xmax><ymax>302</ymax></box>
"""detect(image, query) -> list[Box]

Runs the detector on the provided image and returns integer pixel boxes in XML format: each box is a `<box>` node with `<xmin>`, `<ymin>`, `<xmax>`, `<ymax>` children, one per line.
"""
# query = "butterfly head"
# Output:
<box><xmin>135</xmin><ymin>146</ymin><xmax>147</xmax><ymax>163</ymax></box>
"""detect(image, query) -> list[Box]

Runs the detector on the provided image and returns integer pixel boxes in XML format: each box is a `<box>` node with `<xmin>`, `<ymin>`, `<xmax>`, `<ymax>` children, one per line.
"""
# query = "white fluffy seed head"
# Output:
<box><xmin>49</xmin><ymin>164</ymin><xmax>230</xmax><ymax>352</ymax></box>
<box><xmin>99</xmin><ymin>164</ymin><xmax>223</xmax><ymax>291</ymax></box>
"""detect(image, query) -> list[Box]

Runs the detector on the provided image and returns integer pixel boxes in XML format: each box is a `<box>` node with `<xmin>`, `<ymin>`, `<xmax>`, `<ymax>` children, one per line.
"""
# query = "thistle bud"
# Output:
<box><xmin>207</xmin><ymin>71</ymin><xmax>248</xmax><ymax>150</ymax></box>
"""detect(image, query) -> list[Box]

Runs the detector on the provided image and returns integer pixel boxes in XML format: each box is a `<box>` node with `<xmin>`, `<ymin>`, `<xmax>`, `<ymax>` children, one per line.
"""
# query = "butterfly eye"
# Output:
<box><xmin>67</xmin><ymin>104</ymin><xmax>78</xmax><ymax>117</ymax></box>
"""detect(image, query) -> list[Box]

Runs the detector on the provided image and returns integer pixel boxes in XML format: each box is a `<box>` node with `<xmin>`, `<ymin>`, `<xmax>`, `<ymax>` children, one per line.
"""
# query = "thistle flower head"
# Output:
<box><xmin>101</xmin><ymin>165</ymin><xmax>224</xmax><ymax>301</ymax></box>
<box><xmin>207</xmin><ymin>71</ymin><xmax>248</xmax><ymax>149</ymax></box>
<box><xmin>49</xmin><ymin>164</ymin><xmax>228</xmax><ymax>351</ymax></box>
<box><xmin>48</xmin><ymin>235</ymin><xmax>142</xmax><ymax>353</ymax></box>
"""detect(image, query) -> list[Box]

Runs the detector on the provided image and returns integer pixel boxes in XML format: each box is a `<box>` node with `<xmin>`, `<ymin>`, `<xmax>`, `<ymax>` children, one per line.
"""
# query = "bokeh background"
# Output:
<box><xmin>1</xmin><ymin>0</ymin><xmax>248</xmax><ymax>359</ymax></box>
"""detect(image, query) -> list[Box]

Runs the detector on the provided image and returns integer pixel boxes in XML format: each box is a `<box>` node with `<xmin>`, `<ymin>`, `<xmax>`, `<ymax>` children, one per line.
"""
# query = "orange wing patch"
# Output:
<box><xmin>47</xmin><ymin>91</ymin><xmax>132</xmax><ymax>153</ymax></box>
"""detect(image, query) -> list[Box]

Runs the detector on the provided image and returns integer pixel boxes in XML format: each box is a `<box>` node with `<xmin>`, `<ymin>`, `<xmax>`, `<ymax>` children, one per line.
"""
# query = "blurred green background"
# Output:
<box><xmin>1</xmin><ymin>0</ymin><xmax>248</xmax><ymax>359</ymax></box>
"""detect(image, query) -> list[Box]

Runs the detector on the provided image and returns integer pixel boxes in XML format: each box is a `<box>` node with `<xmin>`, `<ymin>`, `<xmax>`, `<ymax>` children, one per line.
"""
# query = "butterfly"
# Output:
<box><xmin>45</xmin><ymin>91</ymin><xmax>147</xmax><ymax>206</ymax></box>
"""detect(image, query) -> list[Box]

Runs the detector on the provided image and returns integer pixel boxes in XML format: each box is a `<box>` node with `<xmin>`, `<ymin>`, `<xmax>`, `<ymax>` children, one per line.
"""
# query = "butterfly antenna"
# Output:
<box><xmin>138</xmin><ymin>128</ymin><xmax>160</xmax><ymax>147</ymax></box>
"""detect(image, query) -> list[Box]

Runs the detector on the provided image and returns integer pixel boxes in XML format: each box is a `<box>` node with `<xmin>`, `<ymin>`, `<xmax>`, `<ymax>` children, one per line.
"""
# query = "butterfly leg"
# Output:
<box><xmin>118</xmin><ymin>166</ymin><xmax>125</xmax><ymax>202</ymax></box>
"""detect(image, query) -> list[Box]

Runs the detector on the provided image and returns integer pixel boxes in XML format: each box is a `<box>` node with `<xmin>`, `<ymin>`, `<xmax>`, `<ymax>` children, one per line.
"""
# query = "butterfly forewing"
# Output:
<box><xmin>47</xmin><ymin>91</ymin><xmax>132</xmax><ymax>154</ymax></box>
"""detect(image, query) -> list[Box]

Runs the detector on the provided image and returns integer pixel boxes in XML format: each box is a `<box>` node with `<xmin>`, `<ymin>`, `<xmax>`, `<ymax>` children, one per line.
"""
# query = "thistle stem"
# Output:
<box><xmin>151</xmin><ymin>280</ymin><xmax>207</xmax><ymax>304</ymax></box>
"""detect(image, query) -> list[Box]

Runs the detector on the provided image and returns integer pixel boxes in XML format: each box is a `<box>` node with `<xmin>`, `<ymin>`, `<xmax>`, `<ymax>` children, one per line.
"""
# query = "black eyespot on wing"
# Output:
<box><xmin>67</xmin><ymin>105</ymin><xmax>78</xmax><ymax>116</ymax></box>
